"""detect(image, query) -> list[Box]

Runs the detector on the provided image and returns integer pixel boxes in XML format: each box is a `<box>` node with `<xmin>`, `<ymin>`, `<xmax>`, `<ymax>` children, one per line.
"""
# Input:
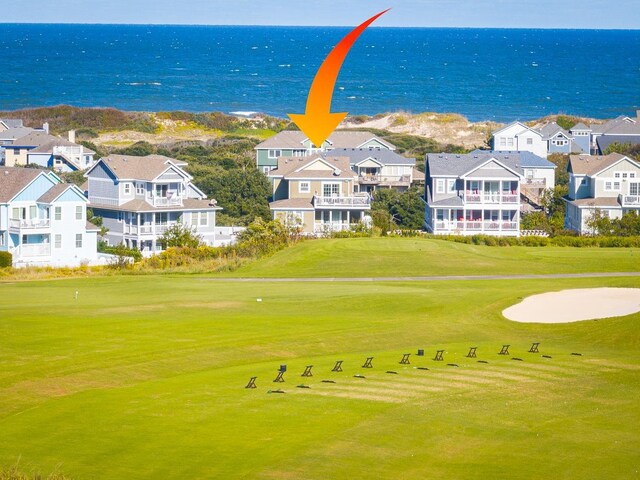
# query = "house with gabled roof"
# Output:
<box><xmin>491</xmin><ymin>121</ymin><xmax>547</xmax><ymax>159</ymax></box>
<box><xmin>0</xmin><ymin>167</ymin><xmax>98</xmax><ymax>267</ymax></box>
<box><xmin>268</xmin><ymin>155</ymin><xmax>371</xmax><ymax>234</ymax></box>
<box><xmin>328</xmin><ymin>148</ymin><xmax>423</xmax><ymax>193</ymax></box>
<box><xmin>538</xmin><ymin>122</ymin><xmax>587</xmax><ymax>155</ymax></box>
<box><xmin>5</xmin><ymin>130</ymin><xmax>95</xmax><ymax>172</ymax></box>
<box><xmin>564</xmin><ymin>153</ymin><xmax>640</xmax><ymax>233</ymax></box>
<box><xmin>255</xmin><ymin>130</ymin><xmax>396</xmax><ymax>174</ymax></box>
<box><xmin>424</xmin><ymin>151</ymin><xmax>556</xmax><ymax>236</ymax></box>
<box><xmin>590</xmin><ymin>112</ymin><xmax>640</xmax><ymax>154</ymax></box>
<box><xmin>85</xmin><ymin>154</ymin><xmax>223</xmax><ymax>254</ymax></box>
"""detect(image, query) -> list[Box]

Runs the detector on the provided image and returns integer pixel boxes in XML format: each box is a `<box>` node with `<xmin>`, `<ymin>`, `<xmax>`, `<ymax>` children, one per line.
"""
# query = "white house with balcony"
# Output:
<box><xmin>85</xmin><ymin>154</ymin><xmax>222</xmax><ymax>255</ymax></box>
<box><xmin>424</xmin><ymin>152</ymin><xmax>556</xmax><ymax>236</ymax></box>
<box><xmin>268</xmin><ymin>155</ymin><xmax>371</xmax><ymax>234</ymax></box>
<box><xmin>0</xmin><ymin>167</ymin><xmax>99</xmax><ymax>267</ymax></box>
<box><xmin>564</xmin><ymin>153</ymin><xmax>640</xmax><ymax>233</ymax></box>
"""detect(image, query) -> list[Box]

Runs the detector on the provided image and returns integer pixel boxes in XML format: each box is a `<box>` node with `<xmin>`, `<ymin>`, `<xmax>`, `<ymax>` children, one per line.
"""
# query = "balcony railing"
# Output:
<box><xmin>463</xmin><ymin>192</ymin><xmax>519</xmax><ymax>204</ymax></box>
<box><xmin>434</xmin><ymin>221</ymin><xmax>518</xmax><ymax>232</ymax></box>
<box><xmin>152</xmin><ymin>196</ymin><xmax>183</xmax><ymax>207</ymax></box>
<box><xmin>620</xmin><ymin>194</ymin><xmax>640</xmax><ymax>206</ymax></box>
<box><xmin>9</xmin><ymin>218</ymin><xmax>50</xmax><ymax>229</ymax></box>
<box><xmin>124</xmin><ymin>224</ymin><xmax>172</xmax><ymax>235</ymax></box>
<box><xmin>358</xmin><ymin>175</ymin><xmax>381</xmax><ymax>184</ymax></box>
<box><xmin>18</xmin><ymin>244</ymin><xmax>51</xmax><ymax>257</ymax></box>
<box><xmin>313</xmin><ymin>195</ymin><xmax>371</xmax><ymax>207</ymax></box>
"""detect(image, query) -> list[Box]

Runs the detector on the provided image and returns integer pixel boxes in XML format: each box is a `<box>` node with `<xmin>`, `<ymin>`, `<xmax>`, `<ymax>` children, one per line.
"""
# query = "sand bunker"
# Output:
<box><xmin>503</xmin><ymin>288</ymin><xmax>640</xmax><ymax>323</ymax></box>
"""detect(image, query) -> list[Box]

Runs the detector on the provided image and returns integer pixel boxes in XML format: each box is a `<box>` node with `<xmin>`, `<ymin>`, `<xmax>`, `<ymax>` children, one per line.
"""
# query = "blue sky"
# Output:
<box><xmin>4</xmin><ymin>0</ymin><xmax>640</xmax><ymax>28</ymax></box>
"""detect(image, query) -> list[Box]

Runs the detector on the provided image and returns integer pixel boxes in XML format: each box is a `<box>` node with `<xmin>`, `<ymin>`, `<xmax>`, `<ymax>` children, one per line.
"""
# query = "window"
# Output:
<box><xmin>526</xmin><ymin>138</ymin><xmax>533</xmax><ymax>145</ymax></box>
<box><xmin>614</xmin><ymin>182</ymin><xmax>621</xmax><ymax>190</ymax></box>
<box><xmin>299</xmin><ymin>181</ymin><xmax>310</xmax><ymax>193</ymax></box>
<box><xmin>54</xmin><ymin>234</ymin><xmax>62</xmax><ymax>249</ymax></box>
<box><xmin>75</xmin><ymin>234</ymin><xmax>82</xmax><ymax>248</ymax></box>
<box><xmin>76</xmin><ymin>206</ymin><xmax>83</xmax><ymax>220</ymax></box>
<box><xmin>29</xmin><ymin>205</ymin><xmax>37</xmax><ymax>219</ymax></box>
<box><xmin>604</xmin><ymin>181</ymin><xmax>612</xmax><ymax>191</ymax></box>
<box><xmin>262</xmin><ymin>166</ymin><xmax>271</xmax><ymax>175</ymax></box>
<box><xmin>199</xmin><ymin>212</ymin><xmax>208</xmax><ymax>226</ymax></box>
<box><xmin>117</xmin><ymin>212</ymin><xmax>123</xmax><ymax>223</ymax></box>
<box><xmin>614</xmin><ymin>172</ymin><xmax>621</xmax><ymax>178</ymax></box>
<box><xmin>436</xmin><ymin>209</ymin><xmax>445</xmax><ymax>221</ymax></box>
<box><xmin>54</xmin><ymin>207</ymin><xmax>62</xmax><ymax>221</ymax></box>
<box><xmin>124</xmin><ymin>183</ymin><xmax>131</xmax><ymax>195</ymax></box>
<box><xmin>630</xmin><ymin>173</ymin><xmax>636</xmax><ymax>178</ymax></box>
<box><xmin>0</xmin><ymin>232</ymin><xmax>4</xmax><ymax>247</ymax></box>
<box><xmin>268</xmin><ymin>149</ymin><xmax>282</xmax><ymax>159</ymax></box>
<box><xmin>507</xmin><ymin>138</ymin><xmax>514</xmax><ymax>147</ymax></box>
<box><xmin>499</xmin><ymin>137</ymin><xmax>506</xmax><ymax>147</ymax></box>
<box><xmin>580</xmin><ymin>177</ymin><xmax>589</xmax><ymax>186</ymax></box>
<box><xmin>136</xmin><ymin>183</ymin><xmax>144</xmax><ymax>195</ymax></box>
<box><xmin>436</xmin><ymin>179</ymin><xmax>445</xmax><ymax>194</ymax></box>
<box><xmin>447</xmin><ymin>179</ymin><xmax>456</xmax><ymax>193</ymax></box>
<box><xmin>293</xmin><ymin>149</ymin><xmax>306</xmax><ymax>156</ymax></box>
<box><xmin>630</xmin><ymin>183</ymin><xmax>639</xmax><ymax>196</ymax></box>
<box><xmin>322</xmin><ymin>183</ymin><xmax>340</xmax><ymax>197</ymax></box>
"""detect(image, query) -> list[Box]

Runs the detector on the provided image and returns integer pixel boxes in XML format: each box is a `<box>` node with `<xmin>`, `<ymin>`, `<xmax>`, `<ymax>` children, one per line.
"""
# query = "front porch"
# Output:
<box><xmin>313</xmin><ymin>209</ymin><xmax>369</xmax><ymax>234</ymax></box>
<box><xmin>430</xmin><ymin>208</ymin><xmax>520</xmax><ymax>236</ymax></box>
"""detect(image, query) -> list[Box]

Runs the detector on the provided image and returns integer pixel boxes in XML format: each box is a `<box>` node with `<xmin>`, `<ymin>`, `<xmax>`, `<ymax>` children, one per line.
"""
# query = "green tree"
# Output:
<box><xmin>603</xmin><ymin>142</ymin><xmax>640</xmax><ymax>159</ymax></box>
<box><xmin>198</xmin><ymin>169</ymin><xmax>271</xmax><ymax>224</ymax></box>
<box><xmin>372</xmin><ymin>187</ymin><xmax>424</xmax><ymax>230</ymax></box>
<box><xmin>159</xmin><ymin>223</ymin><xmax>203</xmax><ymax>248</ymax></box>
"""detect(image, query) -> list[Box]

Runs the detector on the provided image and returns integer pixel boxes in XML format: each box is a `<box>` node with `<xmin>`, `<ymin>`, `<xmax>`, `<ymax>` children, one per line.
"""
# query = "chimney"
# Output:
<box><xmin>68</xmin><ymin>130</ymin><xmax>76</xmax><ymax>143</ymax></box>
<box><xmin>637</xmin><ymin>110</ymin><xmax>640</xmax><ymax>120</ymax></box>
<box><xmin>43</xmin><ymin>122</ymin><xmax>49</xmax><ymax>134</ymax></box>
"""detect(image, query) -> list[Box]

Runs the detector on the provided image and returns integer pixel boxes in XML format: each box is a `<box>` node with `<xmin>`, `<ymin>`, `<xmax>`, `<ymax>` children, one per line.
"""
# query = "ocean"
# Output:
<box><xmin>1</xmin><ymin>24</ymin><xmax>639</xmax><ymax>122</ymax></box>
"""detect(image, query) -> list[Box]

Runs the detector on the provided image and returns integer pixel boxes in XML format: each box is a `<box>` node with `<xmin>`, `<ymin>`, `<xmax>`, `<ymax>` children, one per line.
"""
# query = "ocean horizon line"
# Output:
<box><xmin>1</xmin><ymin>22</ymin><xmax>639</xmax><ymax>31</ymax></box>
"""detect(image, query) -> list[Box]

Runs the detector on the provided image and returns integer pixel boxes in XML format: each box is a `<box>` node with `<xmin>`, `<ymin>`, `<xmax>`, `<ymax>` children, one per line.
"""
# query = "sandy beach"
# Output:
<box><xmin>503</xmin><ymin>288</ymin><xmax>640</xmax><ymax>323</ymax></box>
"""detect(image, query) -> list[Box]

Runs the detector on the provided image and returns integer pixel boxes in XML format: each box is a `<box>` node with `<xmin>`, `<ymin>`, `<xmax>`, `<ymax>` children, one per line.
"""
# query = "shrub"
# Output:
<box><xmin>0</xmin><ymin>251</ymin><xmax>12</xmax><ymax>268</ymax></box>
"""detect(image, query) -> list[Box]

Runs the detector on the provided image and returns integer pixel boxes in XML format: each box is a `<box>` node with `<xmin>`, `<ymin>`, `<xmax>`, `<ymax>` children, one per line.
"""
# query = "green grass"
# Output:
<box><xmin>224</xmin><ymin>237</ymin><xmax>640</xmax><ymax>278</ymax></box>
<box><xmin>1</xmin><ymin>239</ymin><xmax>639</xmax><ymax>479</ymax></box>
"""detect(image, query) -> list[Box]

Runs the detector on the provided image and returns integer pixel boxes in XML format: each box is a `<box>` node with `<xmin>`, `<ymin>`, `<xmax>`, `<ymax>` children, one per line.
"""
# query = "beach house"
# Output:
<box><xmin>564</xmin><ymin>153</ymin><xmax>640</xmax><ymax>233</ymax></box>
<box><xmin>0</xmin><ymin>120</ymin><xmax>49</xmax><ymax>164</ymax></box>
<box><xmin>268</xmin><ymin>155</ymin><xmax>371</xmax><ymax>234</ymax></box>
<box><xmin>5</xmin><ymin>130</ymin><xmax>95</xmax><ymax>172</ymax></box>
<box><xmin>491</xmin><ymin>122</ymin><xmax>547</xmax><ymax>158</ymax></box>
<box><xmin>85</xmin><ymin>154</ymin><xmax>222</xmax><ymax>255</ymax></box>
<box><xmin>255</xmin><ymin>130</ymin><xmax>396</xmax><ymax>173</ymax></box>
<box><xmin>423</xmin><ymin>152</ymin><xmax>556</xmax><ymax>236</ymax></box>
<box><xmin>589</xmin><ymin>113</ymin><xmax>640</xmax><ymax>154</ymax></box>
<box><xmin>0</xmin><ymin>167</ymin><xmax>99</xmax><ymax>267</ymax></box>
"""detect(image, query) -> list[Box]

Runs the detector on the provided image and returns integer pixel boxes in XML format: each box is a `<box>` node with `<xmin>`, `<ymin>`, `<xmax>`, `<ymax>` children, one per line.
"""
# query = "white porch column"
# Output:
<box><xmin>151</xmin><ymin>212</ymin><xmax>156</xmax><ymax>251</ymax></box>
<box><xmin>347</xmin><ymin>210</ymin><xmax>350</xmax><ymax>228</ymax></box>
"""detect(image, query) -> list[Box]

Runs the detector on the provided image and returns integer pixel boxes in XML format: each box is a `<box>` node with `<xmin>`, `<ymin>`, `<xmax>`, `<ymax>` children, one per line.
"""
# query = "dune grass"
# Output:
<box><xmin>0</xmin><ymin>266</ymin><xmax>639</xmax><ymax>479</ymax></box>
<box><xmin>223</xmin><ymin>237</ymin><xmax>640</xmax><ymax>278</ymax></box>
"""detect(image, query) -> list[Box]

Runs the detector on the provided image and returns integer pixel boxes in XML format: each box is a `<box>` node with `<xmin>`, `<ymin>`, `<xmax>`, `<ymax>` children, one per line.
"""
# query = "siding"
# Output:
<box><xmin>13</xmin><ymin>174</ymin><xmax>57</xmax><ymax>202</ymax></box>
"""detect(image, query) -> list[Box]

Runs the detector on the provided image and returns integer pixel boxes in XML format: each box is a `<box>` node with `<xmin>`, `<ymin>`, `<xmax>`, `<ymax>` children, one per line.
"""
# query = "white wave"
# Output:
<box><xmin>230</xmin><ymin>111</ymin><xmax>258</xmax><ymax>116</ymax></box>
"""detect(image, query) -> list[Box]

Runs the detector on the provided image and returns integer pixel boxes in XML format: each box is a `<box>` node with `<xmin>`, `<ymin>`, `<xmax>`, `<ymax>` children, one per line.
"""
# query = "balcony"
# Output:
<box><xmin>463</xmin><ymin>192</ymin><xmax>519</xmax><ymax>204</ymax></box>
<box><xmin>152</xmin><ymin>196</ymin><xmax>183</xmax><ymax>207</ymax></box>
<box><xmin>313</xmin><ymin>195</ymin><xmax>371</xmax><ymax>208</ymax></box>
<box><xmin>124</xmin><ymin>223</ymin><xmax>174</xmax><ymax>235</ymax></box>
<box><xmin>620</xmin><ymin>194</ymin><xmax>640</xmax><ymax>206</ymax></box>
<box><xmin>9</xmin><ymin>218</ymin><xmax>50</xmax><ymax>230</ymax></box>
<box><xmin>358</xmin><ymin>174</ymin><xmax>381</xmax><ymax>185</ymax></box>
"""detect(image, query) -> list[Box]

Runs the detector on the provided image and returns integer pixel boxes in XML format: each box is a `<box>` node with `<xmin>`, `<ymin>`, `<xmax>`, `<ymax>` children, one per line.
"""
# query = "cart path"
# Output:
<box><xmin>202</xmin><ymin>271</ymin><xmax>640</xmax><ymax>283</ymax></box>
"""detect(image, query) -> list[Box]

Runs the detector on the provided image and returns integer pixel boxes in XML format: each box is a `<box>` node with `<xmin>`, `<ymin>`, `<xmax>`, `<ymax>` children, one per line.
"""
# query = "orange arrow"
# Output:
<box><xmin>288</xmin><ymin>9</ymin><xmax>391</xmax><ymax>148</ymax></box>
